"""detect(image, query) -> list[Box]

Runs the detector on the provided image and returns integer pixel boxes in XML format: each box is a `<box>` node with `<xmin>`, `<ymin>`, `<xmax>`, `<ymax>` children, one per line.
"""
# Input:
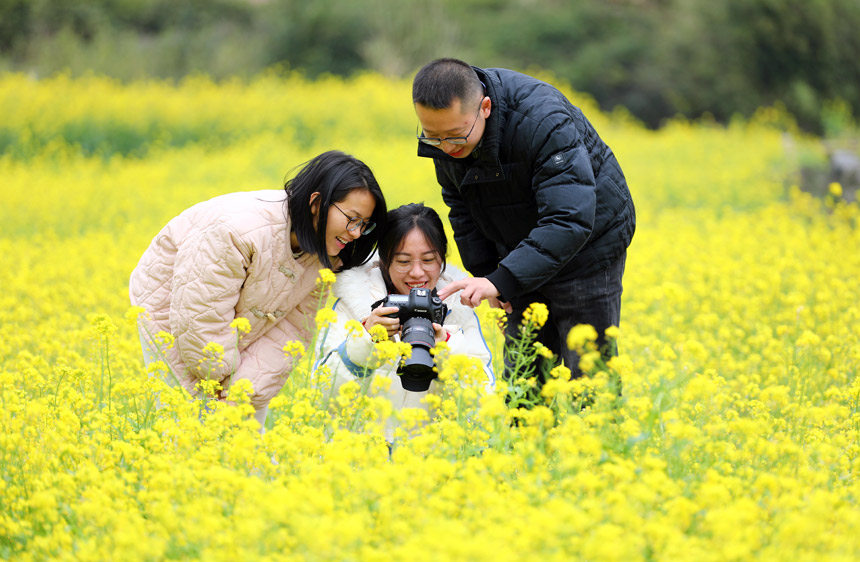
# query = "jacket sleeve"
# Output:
<box><xmin>487</xmin><ymin>114</ymin><xmax>597</xmax><ymax>299</ymax></box>
<box><xmin>169</xmin><ymin>223</ymin><xmax>248</xmax><ymax>385</ymax></box>
<box><xmin>446</xmin><ymin>308</ymin><xmax>496</xmax><ymax>392</ymax></box>
<box><xmin>314</xmin><ymin>299</ymin><xmax>378</xmax><ymax>398</ymax></box>
<box><xmin>439</xmin><ymin>169</ymin><xmax>501</xmax><ymax>278</ymax></box>
<box><xmin>231</xmin><ymin>323</ymin><xmax>291</xmax><ymax>406</ymax></box>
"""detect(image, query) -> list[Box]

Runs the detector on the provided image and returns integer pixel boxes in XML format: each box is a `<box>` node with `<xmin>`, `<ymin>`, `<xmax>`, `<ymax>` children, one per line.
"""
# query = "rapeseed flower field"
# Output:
<box><xmin>1</xmin><ymin>72</ymin><xmax>859</xmax><ymax>561</ymax></box>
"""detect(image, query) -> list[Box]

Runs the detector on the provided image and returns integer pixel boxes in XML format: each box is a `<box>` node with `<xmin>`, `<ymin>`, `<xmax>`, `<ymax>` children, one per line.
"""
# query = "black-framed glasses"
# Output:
<box><xmin>417</xmin><ymin>103</ymin><xmax>483</xmax><ymax>146</ymax></box>
<box><xmin>332</xmin><ymin>202</ymin><xmax>375</xmax><ymax>234</ymax></box>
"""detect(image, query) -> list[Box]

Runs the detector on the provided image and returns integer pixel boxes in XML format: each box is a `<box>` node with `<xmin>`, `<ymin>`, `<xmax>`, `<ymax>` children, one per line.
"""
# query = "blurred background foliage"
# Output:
<box><xmin>1</xmin><ymin>0</ymin><xmax>859</xmax><ymax>135</ymax></box>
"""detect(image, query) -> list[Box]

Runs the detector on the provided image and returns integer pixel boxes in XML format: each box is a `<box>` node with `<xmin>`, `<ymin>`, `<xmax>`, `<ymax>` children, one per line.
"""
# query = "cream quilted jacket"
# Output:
<box><xmin>129</xmin><ymin>190</ymin><xmax>327</xmax><ymax>408</ymax></box>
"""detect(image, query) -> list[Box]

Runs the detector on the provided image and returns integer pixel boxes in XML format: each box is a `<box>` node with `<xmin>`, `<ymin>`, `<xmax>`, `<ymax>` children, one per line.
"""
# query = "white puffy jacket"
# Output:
<box><xmin>315</xmin><ymin>258</ymin><xmax>495</xmax><ymax>420</ymax></box>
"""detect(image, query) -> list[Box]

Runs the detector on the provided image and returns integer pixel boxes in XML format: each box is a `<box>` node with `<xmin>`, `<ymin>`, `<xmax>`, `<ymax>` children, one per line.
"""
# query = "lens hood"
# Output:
<box><xmin>399</xmin><ymin>348</ymin><xmax>436</xmax><ymax>391</ymax></box>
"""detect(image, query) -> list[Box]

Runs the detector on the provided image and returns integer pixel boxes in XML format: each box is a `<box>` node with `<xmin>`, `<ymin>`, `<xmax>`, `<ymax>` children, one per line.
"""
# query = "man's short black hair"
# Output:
<box><xmin>412</xmin><ymin>58</ymin><xmax>484</xmax><ymax>110</ymax></box>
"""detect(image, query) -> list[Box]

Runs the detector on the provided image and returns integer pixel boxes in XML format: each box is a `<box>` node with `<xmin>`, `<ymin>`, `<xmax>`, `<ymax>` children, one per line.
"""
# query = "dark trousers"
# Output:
<box><xmin>504</xmin><ymin>252</ymin><xmax>626</xmax><ymax>380</ymax></box>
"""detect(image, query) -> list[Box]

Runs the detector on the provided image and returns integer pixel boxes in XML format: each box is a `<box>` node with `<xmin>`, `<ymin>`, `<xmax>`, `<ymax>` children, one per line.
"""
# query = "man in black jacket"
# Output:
<box><xmin>415</xmin><ymin>58</ymin><xmax>635</xmax><ymax>379</ymax></box>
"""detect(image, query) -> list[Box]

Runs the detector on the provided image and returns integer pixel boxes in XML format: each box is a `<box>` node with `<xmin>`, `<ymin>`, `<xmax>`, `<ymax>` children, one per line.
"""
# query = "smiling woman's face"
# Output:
<box><xmin>311</xmin><ymin>188</ymin><xmax>376</xmax><ymax>258</ymax></box>
<box><xmin>387</xmin><ymin>228</ymin><xmax>442</xmax><ymax>295</ymax></box>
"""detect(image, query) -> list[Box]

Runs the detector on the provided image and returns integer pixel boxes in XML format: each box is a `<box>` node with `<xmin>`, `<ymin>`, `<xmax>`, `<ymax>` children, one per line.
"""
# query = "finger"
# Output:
<box><xmin>468</xmin><ymin>288</ymin><xmax>485</xmax><ymax>307</ymax></box>
<box><xmin>437</xmin><ymin>279</ymin><xmax>466</xmax><ymax>300</ymax></box>
<box><xmin>459</xmin><ymin>288</ymin><xmax>474</xmax><ymax>308</ymax></box>
<box><xmin>431</xmin><ymin>323</ymin><xmax>445</xmax><ymax>341</ymax></box>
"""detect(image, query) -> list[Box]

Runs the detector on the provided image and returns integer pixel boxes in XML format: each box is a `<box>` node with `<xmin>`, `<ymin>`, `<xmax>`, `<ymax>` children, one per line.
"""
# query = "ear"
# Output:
<box><xmin>309</xmin><ymin>192</ymin><xmax>321</xmax><ymax>217</ymax></box>
<box><xmin>481</xmin><ymin>96</ymin><xmax>492</xmax><ymax>118</ymax></box>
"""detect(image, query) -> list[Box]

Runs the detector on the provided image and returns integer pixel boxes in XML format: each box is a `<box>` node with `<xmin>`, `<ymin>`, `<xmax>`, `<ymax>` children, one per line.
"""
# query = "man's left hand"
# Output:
<box><xmin>437</xmin><ymin>277</ymin><xmax>501</xmax><ymax>308</ymax></box>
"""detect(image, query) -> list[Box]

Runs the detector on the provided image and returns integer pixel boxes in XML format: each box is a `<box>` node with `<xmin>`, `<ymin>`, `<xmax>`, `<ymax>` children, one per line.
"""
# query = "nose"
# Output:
<box><xmin>409</xmin><ymin>260</ymin><xmax>424</xmax><ymax>277</ymax></box>
<box><xmin>441</xmin><ymin>141</ymin><xmax>460</xmax><ymax>154</ymax></box>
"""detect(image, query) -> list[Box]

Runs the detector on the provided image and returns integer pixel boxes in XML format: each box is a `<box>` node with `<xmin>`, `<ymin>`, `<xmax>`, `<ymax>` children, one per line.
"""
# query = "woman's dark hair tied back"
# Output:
<box><xmin>378</xmin><ymin>203</ymin><xmax>448</xmax><ymax>294</ymax></box>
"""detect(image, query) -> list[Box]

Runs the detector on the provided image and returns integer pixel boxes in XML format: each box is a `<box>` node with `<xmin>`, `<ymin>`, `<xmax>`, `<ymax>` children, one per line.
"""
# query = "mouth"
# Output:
<box><xmin>335</xmin><ymin>236</ymin><xmax>349</xmax><ymax>249</ymax></box>
<box><xmin>448</xmin><ymin>148</ymin><xmax>464</xmax><ymax>157</ymax></box>
<box><xmin>406</xmin><ymin>281</ymin><xmax>428</xmax><ymax>289</ymax></box>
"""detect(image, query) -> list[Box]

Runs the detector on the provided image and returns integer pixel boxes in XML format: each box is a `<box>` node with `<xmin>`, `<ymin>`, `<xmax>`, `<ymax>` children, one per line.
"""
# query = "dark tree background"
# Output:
<box><xmin>2</xmin><ymin>0</ymin><xmax>858</xmax><ymax>134</ymax></box>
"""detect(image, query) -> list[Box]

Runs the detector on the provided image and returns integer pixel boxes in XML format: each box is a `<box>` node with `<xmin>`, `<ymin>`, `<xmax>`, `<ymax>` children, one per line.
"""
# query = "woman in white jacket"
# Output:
<box><xmin>129</xmin><ymin>151</ymin><xmax>387</xmax><ymax>426</ymax></box>
<box><xmin>315</xmin><ymin>203</ymin><xmax>495</xmax><ymax>431</ymax></box>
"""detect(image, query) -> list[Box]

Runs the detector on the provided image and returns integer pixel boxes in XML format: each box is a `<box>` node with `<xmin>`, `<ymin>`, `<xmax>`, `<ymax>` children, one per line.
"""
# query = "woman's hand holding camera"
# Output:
<box><xmin>433</xmin><ymin>323</ymin><xmax>449</xmax><ymax>344</ymax></box>
<box><xmin>363</xmin><ymin>308</ymin><xmax>449</xmax><ymax>343</ymax></box>
<box><xmin>363</xmin><ymin>305</ymin><xmax>401</xmax><ymax>338</ymax></box>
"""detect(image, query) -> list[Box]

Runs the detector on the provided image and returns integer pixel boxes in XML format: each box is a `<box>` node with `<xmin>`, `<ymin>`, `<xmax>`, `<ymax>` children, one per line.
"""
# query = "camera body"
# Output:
<box><xmin>371</xmin><ymin>287</ymin><xmax>448</xmax><ymax>391</ymax></box>
<box><xmin>374</xmin><ymin>287</ymin><xmax>447</xmax><ymax>326</ymax></box>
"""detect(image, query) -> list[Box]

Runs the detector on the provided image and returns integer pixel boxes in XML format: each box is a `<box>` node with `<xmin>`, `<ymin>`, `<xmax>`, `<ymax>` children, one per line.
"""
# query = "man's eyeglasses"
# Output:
<box><xmin>390</xmin><ymin>255</ymin><xmax>441</xmax><ymax>274</ymax></box>
<box><xmin>332</xmin><ymin>202</ymin><xmax>376</xmax><ymax>234</ymax></box>
<box><xmin>417</xmin><ymin>103</ymin><xmax>483</xmax><ymax>146</ymax></box>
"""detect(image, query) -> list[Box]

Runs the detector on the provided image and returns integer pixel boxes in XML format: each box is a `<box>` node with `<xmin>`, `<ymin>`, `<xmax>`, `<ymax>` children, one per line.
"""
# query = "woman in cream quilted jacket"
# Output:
<box><xmin>129</xmin><ymin>150</ymin><xmax>387</xmax><ymax>426</ymax></box>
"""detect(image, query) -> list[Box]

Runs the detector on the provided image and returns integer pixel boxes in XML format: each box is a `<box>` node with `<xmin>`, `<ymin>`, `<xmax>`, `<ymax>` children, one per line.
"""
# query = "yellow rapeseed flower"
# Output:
<box><xmin>541</xmin><ymin>378</ymin><xmax>573</xmax><ymax>400</ymax></box>
<box><xmin>124</xmin><ymin>305</ymin><xmax>147</xmax><ymax>327</ymax></box>
<box><xmin>196</xmin><ymin>379</ymin><xmax>222</xmax><ymax>398</ymax></box>
<box><xmin>229</xmin><ymin>317</ymin><xmax>252</xmax><ymax>335</ymax></box>
<box><xmin>549</xmin><ymin>364</ymin><xmax>571</xmax><ymax>379</ymax></box>
<box><xmin>202</xmin><ymin>341</ymin><xmax>225</xmax><ymax>357</ymax></box>
<box><xmin>533</xmin><ymin>342</ymin><xmax>555</xmax><ymax>359</ymax></box>
<box><xmin>227</xmin><ymin>378</ymin><xmax>255</xmax><ymax>404</ymax></box>
<box><xmin>4</xmin><ymin>73</ymin><xmax>860</xmax><ymax>562</ymax></box>
<box><xmin>87</xmin><ymin>313</ymin><xmax>117</xmax><ymax>337</ymax></box>
<box><xmin>578</xmin><ymin>350</ymin><xmax>602</xmax><ymax>373</ymax></box>
<box><xmin>315</xmin><ymin>308</ymin><xmax>338</xmax><ymax>329</ymax></box>
<box><xmin>154</xmin><ymin>330</ymin><xmax>175</xmax><ymax>350</ymax></box>
<box><xmin>521</xmin><ymin>302</ymin><xmax>549</xmax><ymax>328</ymax></box>
<box><xmin>283</xmin><ymin>340</ymin><xmax>306</xmax><ymax>357</ymax></box>
<box><xmin>567</xmin><ymin>323</ymin><xmax>598</xmax><ymax>350</ymax></box>
<box><xmin>316</xmin><ymin>268</ymin><xmax>337</xmax><ymax>285</ymax></box>
<box><xmin>344</xmin><ymin>319</ymin><xmax>364</xmax><ymax>337</ymax></box>
<box><xmin>368</xmin><ymin>324</ymin><xmax>389</xmax><ymax>342</ymax></box>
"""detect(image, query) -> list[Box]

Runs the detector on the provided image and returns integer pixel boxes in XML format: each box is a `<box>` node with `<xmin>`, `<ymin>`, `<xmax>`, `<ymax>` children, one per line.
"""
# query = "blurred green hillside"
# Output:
<box><xmin>1</xmin><ymin>0</ymin><xmax>859</xmax><ymax>134</ymax></box>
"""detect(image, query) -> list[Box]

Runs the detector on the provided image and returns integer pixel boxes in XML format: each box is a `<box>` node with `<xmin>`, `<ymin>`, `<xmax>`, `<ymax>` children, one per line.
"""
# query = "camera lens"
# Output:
<box><xmin>398</xmin><ymin>317</ymin><xmax>437</xmax><ymax>391</ymax></box>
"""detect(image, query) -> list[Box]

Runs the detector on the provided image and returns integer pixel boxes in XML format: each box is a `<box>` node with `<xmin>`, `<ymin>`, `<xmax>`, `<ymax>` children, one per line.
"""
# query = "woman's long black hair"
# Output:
<box><xmin>285</xmin><ymin>150</ymin><xmax>387</xmax><ymax>270</ymax></box>
<box><xmin>377</xmin><ymin>203</ymin><xmax>448</xmax><ymax>294</ymax></box>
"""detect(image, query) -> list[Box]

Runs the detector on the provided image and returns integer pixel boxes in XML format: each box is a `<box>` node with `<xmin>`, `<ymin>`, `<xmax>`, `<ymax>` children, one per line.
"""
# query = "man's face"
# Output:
<box><xmin>415</xmin><ymin>96</ymin><xmax>490</xmax><ymax>159</ymax></box>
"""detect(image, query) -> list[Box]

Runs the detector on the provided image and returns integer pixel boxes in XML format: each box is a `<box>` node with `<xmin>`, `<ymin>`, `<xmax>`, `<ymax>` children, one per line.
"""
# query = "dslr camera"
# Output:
<box><xmin>371</xmin><ymin>287</ymin><xmax>448</xmax><ymax>391</ymax></box>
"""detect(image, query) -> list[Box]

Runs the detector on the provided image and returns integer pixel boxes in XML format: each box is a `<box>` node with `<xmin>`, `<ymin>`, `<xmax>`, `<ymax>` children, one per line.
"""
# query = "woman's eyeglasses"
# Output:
<box><xmin>332</xmin><ymin>203</ymin><xmax>376</xmax><ymax>234</ymax></box>
<box><xmin>390</xmin><ymin>256</ymin><xmax>441</xmax><ymax>274</ymax></box>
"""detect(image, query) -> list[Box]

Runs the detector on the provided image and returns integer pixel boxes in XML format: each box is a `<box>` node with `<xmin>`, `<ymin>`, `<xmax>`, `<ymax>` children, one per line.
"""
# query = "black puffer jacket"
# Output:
<box><xmin>417</xmin><ymin>67</ymin><xmax>635</xmax><ymax>301</ymax></box>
